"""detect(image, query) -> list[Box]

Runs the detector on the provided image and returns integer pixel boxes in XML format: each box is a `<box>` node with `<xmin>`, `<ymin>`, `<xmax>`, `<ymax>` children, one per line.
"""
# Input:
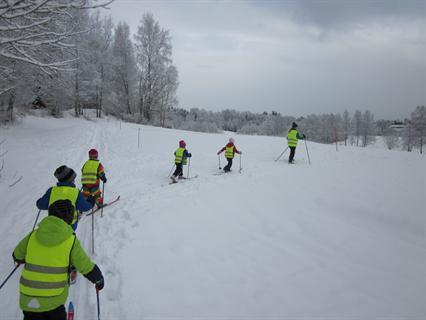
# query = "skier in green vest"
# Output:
<box><xmin>36</xmin><ymin>165</ymin><xmax>95</xmax><ymax>231</ymax></box>
<box><xmin>13</xmin><ymin>199</ymin><xmax>104</xmax><ymax>320</ymax></box>
<box><xmin>171</xmin><ymin>140</ymin><xmax>192</xmax><ymax>183</ymax></box>
<box><xmin>287</xmin><ymin>122</ymin><xmax>306</xmax><ymax>164</ymax></box>
<box><xmin>217</xmin><ymin>137</ymin><xmax>242</xmax><ymax>172</ymax></box>
<box><xmin>81</xmin><ymin>149</ymin><xmax>107</xmax><ymax>209</ymax></box>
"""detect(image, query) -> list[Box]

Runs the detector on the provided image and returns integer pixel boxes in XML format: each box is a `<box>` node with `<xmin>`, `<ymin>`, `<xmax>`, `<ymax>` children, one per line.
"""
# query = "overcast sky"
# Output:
<box><xmin>108</xmin><ymin>0</ymin><xmax>425</xmax><ymax>119</ymax></box>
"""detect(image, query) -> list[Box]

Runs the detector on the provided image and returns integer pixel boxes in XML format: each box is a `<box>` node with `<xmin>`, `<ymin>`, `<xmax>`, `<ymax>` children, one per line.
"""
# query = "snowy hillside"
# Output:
<box><xmin>0</xmin><ymin>115</ymin><xmax>425</xmax><ymax>320</ymax></box>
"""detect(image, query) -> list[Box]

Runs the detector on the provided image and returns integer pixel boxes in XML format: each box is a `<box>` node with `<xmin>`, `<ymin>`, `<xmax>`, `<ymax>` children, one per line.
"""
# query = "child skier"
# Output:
<box><xmin>217</xmin><ymin>137</ymin><xmax>242</xmax><ymax>172</ymax></box>
<box><xmin>287</xmin><ymin>122</ymin><xmax>306</xmax><ymax>164</ymax></box>
<box><xmin>13</xmin><ymin>199</ymin><xmax>104</xmax><ymax>320</ymax></box>
<box><xmin>36</xmin><ymin>165</ymin><xmax>95</xmax><ymax>231</ymax></box>
<box><xmin>81</xmin><ymin>149</ymin><xmax>107</xmax><ymax>208</ymax></box>
<box><xmin>171</xmin><ymin>140</ymin><xmax>192</xmax><ymax>183</ymax></box>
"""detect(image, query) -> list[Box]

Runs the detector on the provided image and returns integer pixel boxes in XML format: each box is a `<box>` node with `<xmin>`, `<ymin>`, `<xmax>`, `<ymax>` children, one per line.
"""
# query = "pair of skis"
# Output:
<box><xmin>169</xmin><ymin>175</ymin><xmax>198</xmax><ymax>184</ymax></box>
<box><xmin>213</xmin><ymin>168</ymin><xmax>242</xmax><ymax>175</ymax></box>
<box><xmin>86</xmin><ymin>196</ymin><xmax>121</xmax><ymax>216</ymax></box>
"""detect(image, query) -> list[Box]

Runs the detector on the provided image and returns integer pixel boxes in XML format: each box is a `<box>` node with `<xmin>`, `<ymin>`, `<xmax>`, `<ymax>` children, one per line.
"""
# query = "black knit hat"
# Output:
<box><xmin>54</xmin><ymin>165</ymin><xmax>76</xmax><ymax>183</ymax></box>
<box><xmin>48</xmin><ymin>200</ymin><xmax>74</xmax><ymax>225</ymax></box>
<box><xmin>292</xmin><ymin>122</ymin><xmax>298</xmax><ymax>128</ymax></box>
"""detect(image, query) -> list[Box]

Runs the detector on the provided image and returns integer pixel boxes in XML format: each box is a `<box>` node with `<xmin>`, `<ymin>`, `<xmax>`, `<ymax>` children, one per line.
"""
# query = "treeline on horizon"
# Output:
<box><xmin>142</xmin><ymin>105</ymin><xmax>426</xmax><ymax>154</ymax></box>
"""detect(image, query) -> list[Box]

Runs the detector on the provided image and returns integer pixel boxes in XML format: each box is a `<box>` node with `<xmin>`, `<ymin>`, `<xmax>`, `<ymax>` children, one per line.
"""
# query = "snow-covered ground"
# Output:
<box><xmin>0</xmin><ymin>115</ymin><xmax>425</xmax><ymax>320</ymax></box>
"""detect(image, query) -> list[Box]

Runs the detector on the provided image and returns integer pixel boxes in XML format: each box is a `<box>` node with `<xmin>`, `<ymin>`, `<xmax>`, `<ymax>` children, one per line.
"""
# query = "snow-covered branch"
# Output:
<box><xmin>0</xmin><ymin>87</ymin><xmax>14</xmax><ymax>96</ymax></box>
<box><xmin>0</xmin><ymin>0</ymin><xmax>114</xmax><ymax>72</ymax></box>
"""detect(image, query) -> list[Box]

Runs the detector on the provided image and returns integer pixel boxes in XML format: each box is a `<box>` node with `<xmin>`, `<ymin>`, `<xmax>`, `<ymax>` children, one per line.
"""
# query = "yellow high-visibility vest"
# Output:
<box><xmin>81</xmin><ymin>160</ymin><xmax>100</xmax><ymax>185</ymax></box>
<box><xmin>175</xmin><ymin>148</ymin><xmax>187</xmax><ymax>165</ymax></box>
<box><xmin>20</xmin><ymin>232</ymin><xmax>75</xmax><ymax>297</ymax></box>
<box><xmin>287</xmin><ymin>129</ymin><xmax>299</xmax><ymax>147</ymax></box>
<box><xmin>225</xmin><ymin>146</ymin><xmax>234</xmax><ymax>159</ymax></box>
<box><xmin>48</xmin><ymin>186</ymin><xmax>79</xmax><ymax>224</ymax></box>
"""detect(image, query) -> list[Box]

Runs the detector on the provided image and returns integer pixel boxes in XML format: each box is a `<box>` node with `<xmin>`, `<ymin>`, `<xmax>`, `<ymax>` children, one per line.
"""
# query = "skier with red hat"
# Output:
<box><xmin>81</xmin><ymin>149</ymin><xmax>107</xmax><ymax>208</ymax></box>
<box><xmin>217</xmin><ymin>137</ymin><xmax>242</xmax><ymax>172</ymax></box>
<box><xmin>170</xmin><ymin>140</ymin><xmax>192</xmax><ymax>183</ymax></box>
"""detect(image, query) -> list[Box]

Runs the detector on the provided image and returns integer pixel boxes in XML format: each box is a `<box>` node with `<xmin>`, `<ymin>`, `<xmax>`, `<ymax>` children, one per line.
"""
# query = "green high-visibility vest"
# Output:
<box><xmin>287</xmin><ymin>129</ymin><xmax>299</xmax><ymax>147</ymax></box>
<box><xmin>175</xmin><ymin>148</ymin><xmax>187</xmax><ymax>165</ymax></box>
<box><xmin>81</xmin><ymin>160</ymin><xmax>100</xmax><ymax>185</ymax></box>
<box><xmin>225</xmin><ymin>146</ymin><xmax>234</xmax><ymax>159</ymax></box>
<box><xmin>48</xmin><ymin>186</ymin><xmax>79</xmax><ymax>224</ymax></box>
<box><xmin>19</xmin><ymin>232</ymin><xmax>75</xmax><ymax>297</ymax></box>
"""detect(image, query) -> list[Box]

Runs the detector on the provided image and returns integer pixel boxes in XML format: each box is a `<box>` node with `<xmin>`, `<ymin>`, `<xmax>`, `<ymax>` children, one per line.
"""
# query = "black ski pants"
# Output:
<box><xmin>224</xmin><ymin>158</ymin><xmax>233</xmax><ymax>172</ymax></box>
<box><xmin>23</xmin><ymin>305</ymin><xmax>66</xmax><ymax>320</ymax></box>
<box><xmin>289</xmin><ymin>146</ymin><xmax>296</xmax><ymax>163</ymax></box>
<box><xmin>172</xmin><ymin>163</ymin><xmax>183</xmax><ymax>177</ymax></box>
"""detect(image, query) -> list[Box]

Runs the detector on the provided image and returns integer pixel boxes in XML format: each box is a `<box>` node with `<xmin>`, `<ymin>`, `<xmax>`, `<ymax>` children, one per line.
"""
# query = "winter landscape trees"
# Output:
<box><xmin>0</xmin><ymin>0</ymin><xmax>113</xmax><ymax>121</ymax></box>
<box><xmin>0</xmin><ymin>3</ymin><xmax>423</xmax><ymax>153</ymax></box>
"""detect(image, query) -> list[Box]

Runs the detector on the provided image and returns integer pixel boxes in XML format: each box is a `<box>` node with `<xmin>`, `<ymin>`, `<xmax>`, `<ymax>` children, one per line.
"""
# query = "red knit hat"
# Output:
<box><xmin>89</xmin><ymin>148</ymin><xmax>98</xmax><ymax>159</ymax></box>
<box><xmin>179</xmin><ymin>140</ymin><xmax>186</xmax><ymax>147</ymax></box>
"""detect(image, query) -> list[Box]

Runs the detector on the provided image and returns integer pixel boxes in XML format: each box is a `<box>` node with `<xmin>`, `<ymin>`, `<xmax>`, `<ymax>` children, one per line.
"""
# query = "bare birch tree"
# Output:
<box><xmin>342</xmin><ymin>110</ymin><xmax>350</xmax><ymax>146</ymax></box>
<box><xmin>361</xmin><ymin>110</ymin><xmax>375</xmax><ymax>147</ymax></box>
<box><xmin>111</xmin><ymin>21</ymin><xmax>136</xmax><ymax>115</ymax></box>
<box><xmin>411</xmin><ymin>105</ymin><xmax>426</xmax><ymax>154</ymax></box>
<box><xmin>351</xmin><ymin>110</ymin><xmax>362</xmax><ymax>146</ymax></box>
<box><xmin>134</xmin><ymin>13</ymin><xmax>177</xmax><ymax>123</ymax></box>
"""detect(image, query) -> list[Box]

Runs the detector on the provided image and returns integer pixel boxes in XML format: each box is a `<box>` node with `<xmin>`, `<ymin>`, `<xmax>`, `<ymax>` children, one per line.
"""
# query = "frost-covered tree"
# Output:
<box><xmin>411</xmin><ymin>106</ymin><xmax>426</xmax><ymax>154</ymax></box>
<box><xmin>110</xmin><ymin>21</ymin><xmax>136</xmax><ymax>115</ymax></box>
<box><xmin>0</xmin><ymin>0</ymin><xmax>112</xmax><ymax>73</ymax></box>
<box><xmin>342</xmin><ymin>110</ymin><xmax>350</xmax><ymax>146</ymax></box>
<box><xmin>351</xmin><ymin>110</ymin><xmax>363</xmax><ymax>146</ymax></box>
<box><xmin>383</xmin><ymin>127</ymin><xmax>399</xmax><ymax>150</ymax></box>
<box><xmin>361</xmin><ymin>110</ymin><xmax>375</xmax><ymax>147</ymax></box>
<box><xmin>0</xmin><ymin>1</ymin><xmax>112</xmax><ymax>119</ymax></box>
<box><xmin>85</xmin><ymin>12</ymin><xmax>114</xmax><ymax>118</ymax></box>
<box><xmin>134</xmin><ymin>13</ymin><xmax>178</xmax><ymax>123</ymax></box>
<box><xmin>401</xmin><ymin>119</ymin><xmax>414</xmax><ymax>152</ymax></box>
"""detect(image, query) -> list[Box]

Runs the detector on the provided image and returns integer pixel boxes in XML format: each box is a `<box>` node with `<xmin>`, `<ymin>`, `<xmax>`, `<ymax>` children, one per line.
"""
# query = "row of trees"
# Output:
<box><xmin>162</xmin><ymin>106</ymin><xmax>425</xmax><ymax>153</ymax></box>
<box><xmin>0</xmin><ymin>1</ymin><xmax>178</xmax><ymax>124</ymax></box>
<box><xmin>381</xmin><ymin>106</ymin><xmax>426</xmax><ymax>153</ymax></box>
<box><xmin>164</xmin><ymin>107</ymin><xmax>377</xmax><ymax>145</ymax></box>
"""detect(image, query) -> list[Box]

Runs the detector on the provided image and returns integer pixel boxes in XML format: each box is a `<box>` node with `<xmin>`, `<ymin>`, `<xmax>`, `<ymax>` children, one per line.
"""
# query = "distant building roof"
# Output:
<box><xmin>389</xmin><ymin>124</ymin><xmax>405</xmax><ymax>130</ymax></box>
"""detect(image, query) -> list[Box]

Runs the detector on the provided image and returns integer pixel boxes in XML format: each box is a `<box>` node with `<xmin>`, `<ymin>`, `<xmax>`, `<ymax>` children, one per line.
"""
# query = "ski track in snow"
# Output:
<box><xmin>1</xmin><ymin>115</ymin><xmax>426</xmax><ymax>320</ymax></box>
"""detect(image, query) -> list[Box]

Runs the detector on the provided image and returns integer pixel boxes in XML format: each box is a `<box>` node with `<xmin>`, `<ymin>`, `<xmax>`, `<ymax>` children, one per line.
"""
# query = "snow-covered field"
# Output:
<box><xmin>0</xmin><ymin>115</ymin><xmax>425</xmax><ymax>320</ymax></box>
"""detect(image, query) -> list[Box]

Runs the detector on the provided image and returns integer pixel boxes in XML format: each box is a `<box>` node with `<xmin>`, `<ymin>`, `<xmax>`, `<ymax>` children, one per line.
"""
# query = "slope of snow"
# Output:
<box><xmin>0</xmin><ymin>115</ymin><xmax>425</xmax><ymax>319</ymax></box>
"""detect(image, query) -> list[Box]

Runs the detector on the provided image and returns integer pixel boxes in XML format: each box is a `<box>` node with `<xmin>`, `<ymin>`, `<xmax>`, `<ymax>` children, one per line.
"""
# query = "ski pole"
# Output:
<box><xmin>218</xmin><ymin>154</ymin><xmax>221</xmax><ymax>170</ymax></box>
<box><xmin>239</xmin><ymin>153</ymin><xmax>242</xmax><ymax>173</ymax></box>
<box><xmin>274</xmin><ymin>147</ymin><xmax>288</xmax><ymax>162</ymax></box>
<box><xmin>187</xmin><ymin>157</ymin><xmax>191</xmax><ymax>179</ymax></box>
<box><xmin>91</xmin><ymin>207</ymin><xmax>95</xmax><ymax>254</ymax></box>
<box><xmin>0</xmin><ymin>264</ymin><xmax>20</xmax><ymax>290</ymax></box>
<box><xmin>167</xmin><ymin>164</ymin><xmax>175</xmax><ymax>178</ymax></box>
<box><xmin>304</xmin><ymin>139</ymin><xmax>311</xmax><ymax>165</ymax></box>
<box><xmin>31</xmin><ymin>209</ymin><xmax>42</xmax><ymax>232</ymax></box>
<box><xmin>100</xmin><ymin>182</ymin><xmax>105</xmax><ymax>218</ymax></box>
<box><xmin>96</xmin><ymin>288</ymin><xmax>101</xmax><ymax>320</ymax></box>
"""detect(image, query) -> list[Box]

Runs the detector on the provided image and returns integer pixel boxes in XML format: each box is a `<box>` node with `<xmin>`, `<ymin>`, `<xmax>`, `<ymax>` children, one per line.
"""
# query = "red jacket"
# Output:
<box><xmin>219</xmin><ymin>143</ymin><xmax>241</xmax><ymax>156</ymax></box>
